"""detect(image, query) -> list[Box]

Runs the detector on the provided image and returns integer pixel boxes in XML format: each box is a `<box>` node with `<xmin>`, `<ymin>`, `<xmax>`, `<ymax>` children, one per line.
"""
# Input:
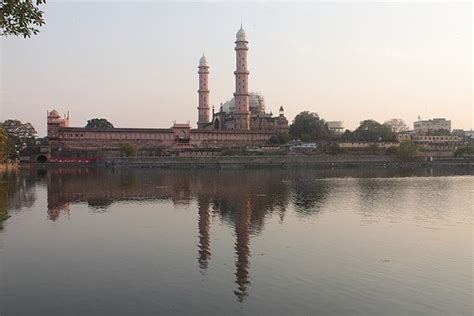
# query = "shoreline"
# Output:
<box><xmin>0</xmin><ymin>163</ymin><xmax>18</xmax><ymax>172</ymax></box>
<box><xmin>23</xmin><ymin>155</ymin><xmax>474</xmax><ymax>170</ymax></box>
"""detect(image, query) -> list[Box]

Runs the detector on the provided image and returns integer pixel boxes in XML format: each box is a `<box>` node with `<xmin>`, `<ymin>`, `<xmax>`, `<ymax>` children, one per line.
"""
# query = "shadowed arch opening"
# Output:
<box><xmin>37</xmin><ymin>155</ymin><xmax>48</xmax><ymax>163</ymax></box>
<box><xmin>214</xmin><ymin>118</ymin><xmax>220</xmax><ymax>129</ymax></box>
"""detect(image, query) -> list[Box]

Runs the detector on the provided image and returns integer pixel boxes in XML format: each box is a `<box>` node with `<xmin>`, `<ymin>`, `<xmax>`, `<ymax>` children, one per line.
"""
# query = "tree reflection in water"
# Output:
<box><xmin>0</xmin><ymin>169</ymin><xmax>39</xmax><ymax>226</ymax></box>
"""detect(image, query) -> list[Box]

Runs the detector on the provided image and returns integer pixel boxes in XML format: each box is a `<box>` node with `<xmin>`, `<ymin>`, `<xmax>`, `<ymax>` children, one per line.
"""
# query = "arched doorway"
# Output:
<box><xmin>214</xmin><ymin>118</ymin><xmax>220</xmax><ymax>129</ymax></box>
<box><xmin>37</xmin><ymin>155</ymin><xmax>48</xmax><ymax>163</ymax></box>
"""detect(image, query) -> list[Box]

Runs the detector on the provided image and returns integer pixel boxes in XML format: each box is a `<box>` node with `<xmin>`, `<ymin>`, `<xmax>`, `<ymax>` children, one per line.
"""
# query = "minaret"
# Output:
<box><xmin>197</xmin><ymin>54</ymin><xmax>210</xmax><ymax>129</ymax></box>
<box><xmin>233</xmin><ymin>25</ymin><xmax>250</xmax><ymax>130</ymax></box>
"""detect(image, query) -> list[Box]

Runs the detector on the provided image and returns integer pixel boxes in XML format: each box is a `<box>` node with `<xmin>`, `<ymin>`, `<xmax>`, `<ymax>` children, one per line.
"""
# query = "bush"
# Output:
<box><xmin>385</xmin><ymin>146</ymin><xmax>398</xmax><ymax>156</ymax></box>
<box><xmin>454</xmin><ymin>146</ymin><xmax>474</xmax><ymax>158</ymax></box>
<box><xmin>269</xmin><ymin>131</ymin><xmax>290</xmax><ymax>145</ymax></box>
<box><xmin>326</xmin><ymin>143</ymin><xmax>346</xmax><ymax>155</ymax></box>
<box><xmin>367</xmin><ymin>144</ymin><xmax>380</xmax><ymax>155</ymax></box>
<box><xmin>398</xmin><ymin>141</ymin><xmax>419</xmax><ymax>161</ymax></box>
<box><xmin>120</xmin><ymin>143</ymin><xmax>138</xmax><ymax>157</ymax></box>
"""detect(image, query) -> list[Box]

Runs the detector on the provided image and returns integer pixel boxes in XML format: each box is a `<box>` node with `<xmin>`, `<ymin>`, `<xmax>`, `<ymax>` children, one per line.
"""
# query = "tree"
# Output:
<box><xmin>398</xmin><ymin>141</ymin><xmax>419</xmax><ymax>161</ymax></box>
<box><xmin>1</xmin><ymin>119</ymin><xmax>36</xmax><ymax>141</ymax></box>
<box><xmin>326</xmin><ymin>143</ymin><xmax>346</xmax><ymax>155</ymax></box>
<box><xmin>85</xmin><ymin>118</ymin><xmax>114</xmax><ymax>129</ymax></box>
<box><xmin>0</xmin><ymin>0</ymin><xmax>46</xmax><ymax>38</ymax></box>
<box><xmin>289</xmin><ymin>111</ymin><xmax>330</xmax><ymax>142</ymax></box>
<box><xmin>1</xmin><ymin>119</ymin><xmax>37</xmax><ymax>158</ymax></box>
<box><xmin>384</xmin><ymin>118</ymin><xmax>409</xmax><ymax>133</ymax></box>
<box><xmin>269</xmin><ymin>130</ymin><xmax>290</xmax><ymax>145</ymax></box>
<box><xmin>454</xmin><ymin>146</ymin><xmax>474</xmax><ymax>158</ymax></box>
<box><xmin>352</xmin><ymin>120</ymin><xmax>396</xmax><ymax>142</ymax></box>
<box><xmin>0</xmin><ymin>128</ymin><xmax>8</xmax><ymax>162</ymax></box>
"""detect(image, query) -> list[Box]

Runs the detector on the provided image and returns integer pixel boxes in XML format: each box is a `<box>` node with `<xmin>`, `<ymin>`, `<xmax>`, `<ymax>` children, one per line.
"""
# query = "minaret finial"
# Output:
<box><xmin>240</xmin><ymin>22</ymin><xmax>243</xmax><ymax>30</ymax></box>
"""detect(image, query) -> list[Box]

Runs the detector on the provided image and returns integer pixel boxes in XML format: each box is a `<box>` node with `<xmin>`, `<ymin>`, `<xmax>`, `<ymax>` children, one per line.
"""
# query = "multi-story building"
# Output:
<box><xmin>411</xmin><ymin>135</ymin><xmax>462</xmax><ymax>151</ymax></box>
<box><xmin>414</xmin><ymin>118</ymin><xmax>451</xmax><ymax>133</ymax></box>
<box><xmin>398</xmin><ymin>131</ymin><xmax>462</xmax><ymax>151</ymax></box>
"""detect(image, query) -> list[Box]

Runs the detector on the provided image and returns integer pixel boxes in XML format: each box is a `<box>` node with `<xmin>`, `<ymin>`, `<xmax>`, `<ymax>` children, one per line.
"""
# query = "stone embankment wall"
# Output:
<box><xmin>98</xmin><ymin>155</ymin><xmax>474</xmax><ymax>169</ymax></box>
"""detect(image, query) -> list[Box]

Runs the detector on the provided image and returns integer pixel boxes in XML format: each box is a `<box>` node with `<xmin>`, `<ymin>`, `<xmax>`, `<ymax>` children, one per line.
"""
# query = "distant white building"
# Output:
<box><xmin>289</xmin><ymin>140</ymin><xmax>319</xmax><ymax>151</ymax></box>
<box><xmin>327</xmin><ymin>121</ymin><xmax>345</xmax><ymax>135</ymax></box>
<box><xmin>414</xmin><ymin>118</ymin><xmax>451</xmax><ymax>133</ymax></box>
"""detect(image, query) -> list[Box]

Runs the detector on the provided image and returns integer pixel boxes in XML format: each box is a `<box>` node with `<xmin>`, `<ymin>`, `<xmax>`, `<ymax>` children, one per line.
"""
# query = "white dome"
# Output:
<box><xmin>199</xmin><ymin>54</ymin><xmax>208</xmax><ymax>67</ymax></box>
<box><xmin>221</xmin><ymin>92</ymin><xmax>265</xmax><ymax>114</ymax></box>
<box><xmin>236</xmin><ymin>26</ymin><xmax>247</xmax><ymax>42</ymax></box>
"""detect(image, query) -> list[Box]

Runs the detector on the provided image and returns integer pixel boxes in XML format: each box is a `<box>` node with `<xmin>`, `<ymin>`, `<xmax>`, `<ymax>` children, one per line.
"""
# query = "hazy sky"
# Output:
<box><xmin>1</xmin><ymin>1</ymin><xmax>472</xmax><ymax>136</ymax></box>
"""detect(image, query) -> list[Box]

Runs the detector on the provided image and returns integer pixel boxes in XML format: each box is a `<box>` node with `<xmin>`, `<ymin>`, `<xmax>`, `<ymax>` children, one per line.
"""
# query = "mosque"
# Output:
<box><xmin>196</xmin><ymin>26</ymin><xmax>288</xmax><ymax>131</ymax></box>
<box><xmin>45</xmin><ymin>26</ymin><xmax>288</xmax><ymax>160</ymax></box>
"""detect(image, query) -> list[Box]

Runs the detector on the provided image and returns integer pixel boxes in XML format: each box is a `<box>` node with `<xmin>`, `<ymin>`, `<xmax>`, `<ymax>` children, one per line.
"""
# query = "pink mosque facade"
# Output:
<box><xmin>46</xmin><ymin>26</ymin><xmax>288</xmax><ymax>160</ymax></box>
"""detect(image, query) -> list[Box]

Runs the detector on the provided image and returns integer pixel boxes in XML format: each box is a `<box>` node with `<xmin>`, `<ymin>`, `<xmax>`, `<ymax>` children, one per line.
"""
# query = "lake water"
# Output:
<box><xmin>0</xmin><ymin>168</ymin><xmax>472</xmax><ymax>315</ymax></box>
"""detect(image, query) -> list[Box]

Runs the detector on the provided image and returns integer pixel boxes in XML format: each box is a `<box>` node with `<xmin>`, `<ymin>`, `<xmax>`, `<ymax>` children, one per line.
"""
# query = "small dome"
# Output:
<box><xmin>49</xmin><ymin>110</ymin><xmax>60</xmax><ymax>118</ymax></box>
<box><xmin>199</xmin><ymin>54</ymin><xmax>208</xmax><ymax>67</ymax></box>
<box><xmin>236</xmin><ymin>25</ymin><xmax>247</xmax><ymax>42</ymax></box>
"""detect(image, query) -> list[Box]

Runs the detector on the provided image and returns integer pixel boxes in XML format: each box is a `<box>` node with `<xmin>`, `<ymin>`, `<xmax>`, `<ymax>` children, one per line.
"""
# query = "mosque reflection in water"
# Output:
<box><xmin>5</xmin><ymin>167</ymin><xmax>463</xmax><ymax>301</ymax></box>
<box><xmin>43</xmin><ymin>168</ymin><xmax>332</xmax><ymax>301</ymax></box>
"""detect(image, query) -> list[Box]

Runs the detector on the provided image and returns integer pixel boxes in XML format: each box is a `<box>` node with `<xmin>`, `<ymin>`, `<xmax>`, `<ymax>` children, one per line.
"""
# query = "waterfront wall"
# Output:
<box><xmin>98</xmin><ymin>155</ymin><xmax>474</xmax><ymax>169</ymax></box>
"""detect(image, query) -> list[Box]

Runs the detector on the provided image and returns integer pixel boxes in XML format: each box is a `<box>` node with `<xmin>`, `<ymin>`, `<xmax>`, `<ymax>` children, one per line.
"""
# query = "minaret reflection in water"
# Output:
<box><xmin>233</xmin><ymin>197</ymin><xmax>252</xmax><ymax>302</ymax></box>
<box><xmin>43</xmin><ymin>168</ymin><xmax>337</xmax><ymax>302</ymax></box>
<box><xmin>197</xmin><ymin>196</ymin><xmax>212</xmax><ymax>271</ymax></box>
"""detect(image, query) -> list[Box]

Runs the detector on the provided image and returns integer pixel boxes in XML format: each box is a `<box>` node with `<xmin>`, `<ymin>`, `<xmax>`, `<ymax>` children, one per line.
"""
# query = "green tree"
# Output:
<box><xmin>384</xmin><ymin>118</ymin><xmax>409</xmax><ymax>133</ymax></box>
<box><xmin>341</xmin><ymin>129</ymin><xmax>354</xmax><ymax>141</ymax></box>
<box><xmin>289</xmin><ymin>111</ymin><xmax>330</xmax><ymax>142</ymax></box>
<box><xmin>454</xmin><ymin>146</ymin><xmax>474</xmax><ymax>158</ymax></box>
<box><xmin>85</xmin><ymin>118</ymin><xmax>114</xmax><ymax>129</ymax></box>
<box><xmin>398</xmin><ymin>141</ymin><xmax>419</xmax><ymax>161</ymax></box>
<box><xmin>1</xmin><ymin>119</ymin><xmax>37</xmax><ymax>158</ymax></box>
<box><xmin>0</xmin><ymin>0</ymin><xmax>46</xmax><ymax>38</ymax></box>
<box><xmin>269</xmin><ymin>130</ymin><xmax>290</xmax><ymax>145</ymax></box>
<box><xmin>120</xmin><ymin>143</ymin><xmax>138</xmax><ymax>157</ymax></box>
<box><xmin>352</xmin><ymin>120</ymin><xmax>396</xmax><ymax>142</ymax></box>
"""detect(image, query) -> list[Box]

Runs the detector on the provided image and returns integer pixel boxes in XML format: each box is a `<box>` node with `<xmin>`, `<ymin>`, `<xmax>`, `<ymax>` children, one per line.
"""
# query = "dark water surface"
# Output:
<box><xmin>0</xmin><ymin>168</ymin><xmax>472</xmax><ymax>315</ymax></box>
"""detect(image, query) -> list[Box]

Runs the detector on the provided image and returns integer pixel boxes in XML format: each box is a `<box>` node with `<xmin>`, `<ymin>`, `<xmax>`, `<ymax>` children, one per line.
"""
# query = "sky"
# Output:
<box><xmin>1</xmin><ymin>1</ymin><xmax>472</xmax><ymax>136</ymax></box>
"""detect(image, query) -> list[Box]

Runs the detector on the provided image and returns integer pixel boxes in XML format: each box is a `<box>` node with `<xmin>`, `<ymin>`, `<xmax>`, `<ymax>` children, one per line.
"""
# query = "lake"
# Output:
<box><xmin>0</xmin><ymin>167</ymin><xmax>472</xmax><ymax>315</ymax></box>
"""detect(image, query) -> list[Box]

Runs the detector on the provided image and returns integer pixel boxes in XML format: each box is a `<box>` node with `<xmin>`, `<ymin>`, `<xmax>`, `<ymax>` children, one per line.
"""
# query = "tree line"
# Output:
<box><xmin>274</xmin><ymin>111</ymin><xmax>408</xmax><ymax>144</ymax></box>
